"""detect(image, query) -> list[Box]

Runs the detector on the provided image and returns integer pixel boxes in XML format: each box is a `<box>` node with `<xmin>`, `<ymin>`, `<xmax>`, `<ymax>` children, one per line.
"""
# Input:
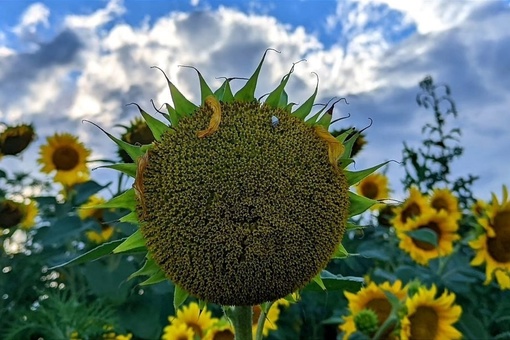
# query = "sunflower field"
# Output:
<box><xmin>1</xmin><ymin>52</ymin><xmax>509</xmax><ymax>340</ymax></box>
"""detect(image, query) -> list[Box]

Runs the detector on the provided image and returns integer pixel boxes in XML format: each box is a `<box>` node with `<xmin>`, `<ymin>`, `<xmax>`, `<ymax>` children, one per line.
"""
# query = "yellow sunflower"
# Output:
<box><xmin>356</xmin><ymin>173</ymin><xmax>389</xmax><ymax>210</ymax></box>
<box><xmin>165</xmin><ymin>302</ymin><xmax>218</xmax><ymax>338</ymax></box>
<box><xmin>251</xmin><ymin>298</ymin><xmax>289</xmax><ymax>338</ymax></box>
<box><xmin>469</xmin><ymin>185</ymin><xmax>510</xmax><ymax>289</ymax></box>
<box><xmin>78</xmin><ymin>196</ymin><xmax>115</xmax><ymax>244</ymax></box>
<box><xmin>38</xmin><ymin>133</ymin><xmax>91</xmax><ymax>186</ymax></box>
<box><xmin>392</xmin><ymin>187</ymin><xmax>431</xmax><ymax>230</ymax></box>
<box><xmin>400</xmin><ymin>285</ymin><xmax>462</xmax><ymax>340</ymax></box>
<box><xmin>429</xmin><ymin>188</ymin><xmax>461</xmax><ymax>222</ymax></box>
<box><xmin>161</xmin><ymin>323</ymin><xmax>194</xmax><ymax>340</ymax></box>
<box><xmin>339</xmin><ymin>280</ymin><xmax>407</xmax><ymax>339</ymax></box>
<box><xmin>0</xmin><ymin>199</ymin><xmax>38</xmax><ymax>230</ymax></box>
<box><xmin>396</xmin><ymin>210</ymin><xmax>459</xmax><ymax>265</ymax></box>
<box><xmin>471</xmin><ymin>199</ymin><xmax>488</xmax><ymax>218</ymax></box>
<box><xmin>203</xmin><ymin>318</ymin><xmax>235</xmax><ymax>340</ymax></box>
<box><xmin>118</xmin><ymin>117</ymin><xmax>156</xmax><ymax>163</ymax></box>
<box><xmin>0</xmin><ymin>123</ymin><xmax>36</xmax><ymax>157</ymax></box>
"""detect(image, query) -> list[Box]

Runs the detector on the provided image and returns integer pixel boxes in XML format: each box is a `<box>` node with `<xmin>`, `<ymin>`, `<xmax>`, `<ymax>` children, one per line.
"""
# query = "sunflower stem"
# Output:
<box><xmin>255</xmin><ymin>302</ymin><xmax>272</xmax><ymax>340</ymax></box>
<box><xmin>372</xmin><ymin>315</ymin><xmax>397</xmax><ymax>340</ymax></box>
<box><xmin>230</xmin><ymin>305</ymin><xmax>253</xmax><ymax>340</ymax></box>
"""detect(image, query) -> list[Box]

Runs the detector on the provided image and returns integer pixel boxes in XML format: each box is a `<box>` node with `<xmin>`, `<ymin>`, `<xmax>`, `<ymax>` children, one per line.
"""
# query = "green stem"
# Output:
<box><xmin>230</xmin><ymin>305</ymin><xmax>253</xmax><ymax>340</ymax></box>
<box><xmin>255</xmin><ymin>304</ymin><xmax>269</xmax><ymax>340</ymax></box>
<box><xmin>372</xmin><ymin>315</ymin><xmax>397</xmax><ymax>340</ymax></box>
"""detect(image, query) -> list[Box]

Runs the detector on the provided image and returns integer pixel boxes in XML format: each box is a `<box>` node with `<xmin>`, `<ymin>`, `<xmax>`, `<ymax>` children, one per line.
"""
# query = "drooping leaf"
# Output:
<box><xmin>173</xmin><ymin>285</ymin><xmax>189</xmax><ymax>311</ymax></box>
<box><xmin>348</xmin><ymin>191</ymin><xmax>377</xmax><ymax>216</ymax></box>
<box><xmin>345</xmin><ymin>162</ymin><xmax>390</xmax><ymax>186</ymax></box>
<box><xmin>113</xmin><ymin>229</ymin><xmax>146</xmax><ymax>253</ymax></box>
<box><xmin>49</xmin><ymin>239</ymin><xmax>126</xmax><ymax>269</ymax></box>
<box><xmin>152</xmin><ymin>66</ymin><xmax>197</xmax><ymax>115</ymax></box>
<box><xmin>304</xmin><ymin>270</ymin><xmax>364</xmax><ymax>292</ymax></box>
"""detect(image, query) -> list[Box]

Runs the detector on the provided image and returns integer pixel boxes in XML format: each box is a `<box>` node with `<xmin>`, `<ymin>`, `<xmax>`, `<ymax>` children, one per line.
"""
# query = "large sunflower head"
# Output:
<box><xmin>469</xmin><ymin>185</ymin><xmax>510</xmax><ymax>289</ymax></box>
<box><xmin>0</xmin><ymin>199</ymin><xmax>38</xmax><ymax>230</ymax></box>
<box><xmin>392</xmin><ymin>187</ymin><xmax>431</xmax><ymax>230</ymax></box>
<box><xmin>97</xmin><ymin>51</ymin><xmax>382</xmax><ymax>306</ymax></box>
<box><xmin>400</xmin><ymin>285</ymin><xmax>462</xmax><ymax>340</ymax></box>
<box><xmin>0</xmin><ymin>123</ymin><xmax>36</xmax><ymax>157</ymax></box>
<box><xmin>204</xmin><ymin>318</ymin><xmax>235</xmax><ymax>340</ymax></box>
<box><xmin>356</xmin><ymin>173</ymin><xmax>389</xmax><ymax>210</ymax></box>
<box><xmin>396</xmin><ymin>210</ymin><xmax>460</xmax><ymax>265</ymax></box>
<box><xmin>340</xmin><ymin>280</ymin><xmax>407</xmax><ymax>339</ymax></box>
<box><xmin>38</xmin><ymin>133</ymin><xmax>91</xmax><ymax>186</ymax></box>
<box><xmin>429</xmin><ymin>188</ymin><xmax>461</xmax><ymax>222</ymax></box>
<box><xmin>118</xmin><ymin>117</ymin><xmax>155</xmax><ymax>163</ymax></box>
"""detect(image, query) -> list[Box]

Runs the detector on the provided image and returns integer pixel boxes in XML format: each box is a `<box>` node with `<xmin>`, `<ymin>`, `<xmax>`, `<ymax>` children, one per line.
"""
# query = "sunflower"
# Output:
<box><xmin>118</xmin><ymin>117</ymin><xmax>156</xmax><ymax>163</ymax></box>
<box><xmin>396</xmin><ymin>209</ymin><xmax>459</xmax><ymax>265</ymax></box>
<box><xmin>161</xmin><ymin>323</ymin><xmax>194</xmax><ymax>340</ymax></box>
<box><xmin>400</xmin><ymin>285</ymin><xmax>462</xmax><ymax>340</ymax></box>
<box><xmin>339</xmin><ymin>280</ymin><xmax>407</xmax><ymax>339</ymax></box>
<box><xmin>392</xmin><ymin>187</ymin><xmax>431</xmax><ymax>230</ymax></box>
<box><xmin>471</xmin><ymin>199</ymin><xmax>488</xmax><ymax>218</ymax></box>
<box><xmin>0</xmin><ymin>199</ymin><xmax>38</xmax><ymax>230</ymax></box>
<box><xmin>429</xmin><ymin>188</ymin><xmax>461</xmax><ymax>221</ymax></box>
<box><xmin>203</xmin><ymin>318</ymin><xmax>235</xmax><ymax>340</ymax></box>
<box><xmin>165</xmin><ymin>302</ymin><xmax>218</xmax><ymax>338</ymax></box>
<box><xmin>0</xmin><ymin>123</ymin><xmax>36</xmax><ymax>157</ymax></box>
<box><xmin>38</xmin><ymin>133</ymin><xmax>91</xmax><ymax>186</ymax></box>
<box><xmin>88</xmin><ymin>51</ymin><xmax>381</xmax><ymax>310</ymax></box>
<box><xmin>78</xmin><ymin>196</ymin><xmax>114</xmax><ymax>244</ymax></box>
<box><xmin>470</xmin><ymin>185</ymin><xmax>510</xmax><ymax>289</ymax></box>
<box><xmin>251</xmin><ymin>299</ymin><xmax>288</xmax><ymax>338</ymax></box>
<box><xmin>356</xmin><ymin>173</ymin><xmax>389</xmax><ymax>210</ymax></box>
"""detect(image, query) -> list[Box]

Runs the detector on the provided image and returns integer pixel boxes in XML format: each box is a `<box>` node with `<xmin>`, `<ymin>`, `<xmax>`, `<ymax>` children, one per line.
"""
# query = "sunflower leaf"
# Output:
<box><xmin>335</xmin><ymin>128</ymin><xmax>355</xmax><ymax>144</ymax></box>
<box><xmin>185</xmin><ymin>66</ymin><xmax>214</xmax><ymax>105</ymax></box>
<box><xmin>332</xmin><ymin>243</ymin><xmax>349</xmax><ymax>259</ymax></box>
<box><xmin>93</xmin><ymin>189</ymin><xmax>137</xmax><ymax>211</ymax></box>
<box><xmin>338</xmin><ymin>158</ymin><xmax>354</xmax><ymax>169</ymax></box>
<box><xmin>305</xmin><ymin>271</ymin><xmax>363</xmax><ymax>292</ymax></box>
<box><xmin>113</xmin><ymin>229</ymin><xmax>146</xmax><ymax>253</ymax></box>
<box><xmin>265</xmin><ymin>65</ymin><xmax>294</xmax><ymax>108</ymax></box>
<box><xmin>312</xmin><ymin>273</ymin><xmax>326</xmax><ymax>290</ymax></box>
<box><xmin>342</xmin><ymin>132</ymin><xmax>363</xmax><ymax>159</ymax></box>
<box><xmin>97</xmin><ymin>163</ymin><xmax>137</xmax><ymax>178</ymax></box>
<box><xmin>234</xmin><ymin>49</ymin><xmax>276</xmax><ymax>101</ymax></box>
<box><xmin>85</xmin><ymin>121</ymin><xmax>144</xmax><ymax>161</ymax></box>
<box><xmin>292</xmin><ymin>79</ymin><xmax>318</xmax><ymax>120</ymax></box>
<box><xmin>407</xmin><ymin>228</ymin><xmax>439</xmax><ymax>247</ymax></box>
<box><xmin>152</xmin><ymin>66</ymin><xmax>197</xmax><ymax>116</ymax></box>
<box><xmin>134</xmin><ymin>104</ymin><xmax>169</xmax><ymax>140</ymax></box>
<box><xmin>140</xmin><ymin>270</ymin><xmax>167</xmax><ymax>286</ymax></box>
<box><xmin>214</xmin><ymin>79</ymin><xmax>234</xmax><ymax>103</ymax></box>
<box><xmin>348</xmin><ymin>191</ymin><xmax>378</xmax><ymax>216</ymax></box>
<box><xmin>173</xmin><ymin>285</ymin><xmax>189</xmax><ymax>311</ymax></box>
<box><xmin>119</xmin><ymin>211</ymin><xmax>139</xmax><ymax>224</ymax></box>
<box><xmin>48</xmin><ymin>239</ymin><xmax>126</xmax><ymax>269</ymax></box>
<box><xmin>128</xmin><ymin>256</ymin><xmax>159</xmax><ymax>280</ymax></box>
<box><xmin>345</xmin><ymin>162</ymin><xmax>390</xmax><ymax>186</ymax></box>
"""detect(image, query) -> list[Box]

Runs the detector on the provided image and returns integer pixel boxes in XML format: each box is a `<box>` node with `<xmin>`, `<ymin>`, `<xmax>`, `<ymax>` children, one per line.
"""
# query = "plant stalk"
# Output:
<box><xmin>230</xmin><ymin>305</ymin><xmax>253</xmax><ymax>340</ymax></box>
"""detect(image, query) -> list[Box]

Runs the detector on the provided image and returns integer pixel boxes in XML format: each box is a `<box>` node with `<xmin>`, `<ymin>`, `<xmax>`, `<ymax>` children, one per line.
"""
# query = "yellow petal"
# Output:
<box><xmin>314</xmin><ymin>125</ymin><xmax>344</xmax><ymax>167</ymax></box>
<box><xmin>197</xmin><ymin>95</ymin><xmax>222</xmax><ymax>138</ymax></box>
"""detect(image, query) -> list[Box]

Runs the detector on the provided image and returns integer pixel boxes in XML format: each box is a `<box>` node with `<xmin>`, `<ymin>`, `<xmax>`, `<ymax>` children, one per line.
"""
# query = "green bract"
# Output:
<box><xmin>70</xmin><ymin>50</ymin><xmax>385</xmax><ymax>307</ymax></box>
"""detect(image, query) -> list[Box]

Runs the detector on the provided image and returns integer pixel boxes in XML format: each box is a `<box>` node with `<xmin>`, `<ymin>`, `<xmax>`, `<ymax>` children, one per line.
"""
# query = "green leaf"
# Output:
<box><xmin>152</xmin><ymin>66</ymin><xmax>197</xmax><ymax>116</ymax></box>
<box><xmin>93</xmin><ymin>189</ymin><xmax>137</xmax><ymax>211</ymax></box>
<box><xmin>342</xmin><ymin>131</ymin><xmax>362</xmax><ymax>159</ymax></box>
<box><xmin>97</xmin><ymin>163</ymin><xmax>137</xmax><ymax>178</ymax></box>
<box><xmin>304</xmin><ymin>271</ymin><xmax>364</xmax><ymax>292</ymax></box>
<box><xmin>166</xmin><ymin>103</ymin><xmax>181</xmax><ymax>127</ymax></box>
<box><xmin>119</xmin><ymin>211</ymin><xmax>139</xmax><ymax>224</ymax></box>
<box><xmin>72</xmin><ymin>180</ymin><xmax>110</xmax><ymax>206</ymax></box>
<box><xmin>348</xmin><ymin>191</ymin><xmax>377</xmax><ymax>216</ymax></box>
<box><xmin>292</xmin><ymin>76</ymin><xmax>318</xmax><ymax>120</ymax></box>
<box><xmin>128</xmin><ymin>256</ymin><xmax>160</xmax><ymax>280</ymax></box>
<box><xmin>182</xmin><ymin>65</ymin><xmax>214</xmax><ymax>105</ymax></box>
<box><xmin>335</xmin><ymin>128</ymin><xmax>355</xmax><ymax>144</ymax></box>
<box><xmin>134</xmin><ymin>103</ymin><xmax>170</xmax><ymax>140</ymax></box>
<box><xmin>49</xmin><ymin>239</ymin><xmax>126</xmax><ymax>269</ymax></box>
<box><xmin>407</xmin><ymin>228</ymin><xmax>439</xmax><ymax>247</ymax></box>
<box><xmin>214</xmin><ymin>78</ymin><xmax>234</xmax><ymax>103</ymax></box>
<box><xmin>332</xmin><ymin>243</ymin><xmax>349</xmax><ymax>259</ymax></box>
<box><xmin>84</xmin><ymin>120</ymin><xmax>145</xmax><ymax>162</ymax></box>
<box><xmin>265</xmin><ymin>64</ymin><xmax>294</xmax><ymax>108</ymax></box>
<box><xmin>113</xmin><ymin>229</ymin><xmax>146</xmax><ymax>253</ymax></box>
<box><xmin>312</xmin><ymin>273</ymin><xmax>326</xmax><ymax>290</ymax></box>
<box><xmin>234</xmin><ymin>48</ymin><xmax>277</xmax><ymax>101</ymax></box>
<box><xmin>344</xmin><ymin>162</ymin><xmax>389</xmax><ymax>186</ymax></box>
<box><xmin>173</xmin><ymin>285</ymin><xmax>189</xmax><ymax>310</ymax></box>
<box><xmin>140</xmin><ymin>271</ymin><xmax>167</xmax><ymax>286</ymax></box>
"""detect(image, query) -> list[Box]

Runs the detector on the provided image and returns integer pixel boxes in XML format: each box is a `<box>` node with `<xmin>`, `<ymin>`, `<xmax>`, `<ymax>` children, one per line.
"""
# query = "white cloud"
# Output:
<box><xmin>190</xmin><ymin>0</ymin><xmax>200</xmax><ymax>6</ymax></box>
<box><xmin>12</xmin><ymin>2</ymin><xmax>50</xmax><ymax>44</ymax></box>
<box><xmin>65</xmin><ymin>0</ymin><xmax>125</xmax><ymax>29</ymax></box>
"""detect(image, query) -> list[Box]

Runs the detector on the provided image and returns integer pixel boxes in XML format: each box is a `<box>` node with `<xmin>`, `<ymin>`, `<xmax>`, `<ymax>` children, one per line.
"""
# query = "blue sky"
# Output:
<box><xmin>1</xmin><ymin>0</ymin><xmax>509</xmax><ymax>200</ymax></box>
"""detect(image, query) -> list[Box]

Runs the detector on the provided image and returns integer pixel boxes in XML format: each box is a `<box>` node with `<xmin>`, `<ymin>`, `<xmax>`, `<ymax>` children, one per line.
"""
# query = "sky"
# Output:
<box><xmin>0</xmin><ymin>0</ymin><xmax>509</xmax><ymax>201</ymax></box>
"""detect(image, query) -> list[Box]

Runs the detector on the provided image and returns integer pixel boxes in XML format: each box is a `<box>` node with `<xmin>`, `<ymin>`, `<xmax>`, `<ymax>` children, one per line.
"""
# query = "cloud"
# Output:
<box><xmin>12</xmin><ymin>2</ymin><xmax>50</xmax><ymax>41</ymax></box>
